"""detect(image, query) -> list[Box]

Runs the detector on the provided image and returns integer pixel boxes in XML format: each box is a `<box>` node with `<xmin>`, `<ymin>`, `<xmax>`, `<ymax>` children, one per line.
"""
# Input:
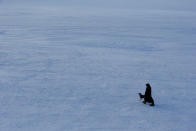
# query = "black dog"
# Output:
<box><xmin>139</xmin><ymin>83</ymin><xmax>155</xmax><ymax>106</ymax></box>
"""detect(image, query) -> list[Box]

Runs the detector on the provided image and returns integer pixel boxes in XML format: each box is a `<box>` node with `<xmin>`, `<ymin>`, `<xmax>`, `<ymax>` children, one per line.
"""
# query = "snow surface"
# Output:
<box><xmin>0</xmin><ymin>7</ymin><xmax>196</xmax><ymax>131</ymax></box>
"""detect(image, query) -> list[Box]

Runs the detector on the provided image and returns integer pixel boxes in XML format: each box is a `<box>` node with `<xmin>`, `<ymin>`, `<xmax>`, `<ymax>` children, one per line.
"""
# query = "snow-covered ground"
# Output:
<box><xmin>0</xmin><ymin>7</ymin><xmax>196</xmax><ymax>131</ymax></box>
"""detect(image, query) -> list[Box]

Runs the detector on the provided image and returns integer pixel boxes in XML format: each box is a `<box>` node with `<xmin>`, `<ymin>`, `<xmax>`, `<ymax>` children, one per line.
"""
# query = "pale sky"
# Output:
<box><xmin>1</xmin><ymin>0</ymin><xmax>196</xmax><ymax>11</ymax></box>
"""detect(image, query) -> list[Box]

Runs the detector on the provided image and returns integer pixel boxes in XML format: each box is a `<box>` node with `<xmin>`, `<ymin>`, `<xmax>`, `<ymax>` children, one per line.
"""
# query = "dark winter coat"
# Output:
<box><xmin>145</xmin><ymin>86</ymin><xmax>151</xmax><ymax>97</ymax></box>
<box><xmin>144</xmin><ymin>86</ymin><xmax>152</xmax><ymax>101</ymax></box>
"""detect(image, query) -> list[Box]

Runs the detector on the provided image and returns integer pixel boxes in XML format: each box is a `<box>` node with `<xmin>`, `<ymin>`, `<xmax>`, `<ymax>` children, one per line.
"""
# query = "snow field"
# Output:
<box><xmin>0</xmin><ymin>7</ymin><xmax>196</xmax><ymax>131</ymax></box>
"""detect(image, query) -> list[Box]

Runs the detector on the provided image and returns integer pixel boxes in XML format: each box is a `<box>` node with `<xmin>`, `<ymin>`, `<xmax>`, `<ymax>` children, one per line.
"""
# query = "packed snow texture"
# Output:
<box><xmin>0</xmin><ymin>7</ymin><xmax>196</xmax><ymax>131</ymax></box>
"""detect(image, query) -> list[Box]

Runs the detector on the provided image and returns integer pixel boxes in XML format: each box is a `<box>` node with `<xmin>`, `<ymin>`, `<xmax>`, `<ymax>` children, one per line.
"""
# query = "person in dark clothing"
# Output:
<box><xmin>139</xmin><ymin>83</ymin><xmax>155</xmax><ymax>106</ymax></box>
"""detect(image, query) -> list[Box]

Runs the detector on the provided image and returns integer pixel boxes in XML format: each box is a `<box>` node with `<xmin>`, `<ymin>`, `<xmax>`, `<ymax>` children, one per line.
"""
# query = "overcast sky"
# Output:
<box><xmin>1</xmin><ymin>0</ymin><xmax>196</xmax><ymax>11</ymax></box>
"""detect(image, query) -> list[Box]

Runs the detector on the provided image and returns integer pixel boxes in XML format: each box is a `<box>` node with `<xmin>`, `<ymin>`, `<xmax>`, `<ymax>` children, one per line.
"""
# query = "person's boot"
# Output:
<box><xmin>150</xmin><ymin>102</ymin><xmax>155</xmax><ymax>106</ymax></box>
<box><xmin>150</xmin><ymin>99</ymin><xmax>155</xmax><ymax>106</ymax></box>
